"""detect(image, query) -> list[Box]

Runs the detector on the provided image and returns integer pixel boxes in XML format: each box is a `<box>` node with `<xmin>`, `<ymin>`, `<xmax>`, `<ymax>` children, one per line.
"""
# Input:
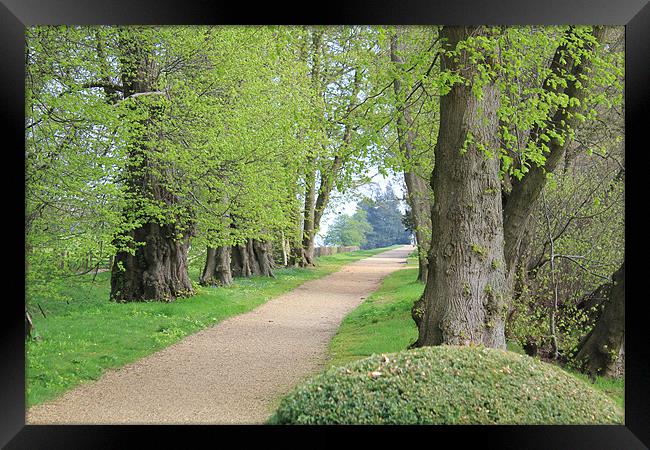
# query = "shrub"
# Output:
<box><xmin>269</xmin><ymin>346</ymin><xmax>623</xmax><ymax>424</ymax></box>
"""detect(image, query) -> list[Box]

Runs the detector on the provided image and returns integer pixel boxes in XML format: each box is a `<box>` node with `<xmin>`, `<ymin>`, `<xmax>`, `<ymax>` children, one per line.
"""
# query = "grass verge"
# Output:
<box><xmin>26</xmin><ymin>245</ymin><xmax>398</xmax><ymax>407</ymax></box>
<box><xmin>326</xmin><ymin>259</ymin><xmax>625</xmax><ymax>409</ymax></box>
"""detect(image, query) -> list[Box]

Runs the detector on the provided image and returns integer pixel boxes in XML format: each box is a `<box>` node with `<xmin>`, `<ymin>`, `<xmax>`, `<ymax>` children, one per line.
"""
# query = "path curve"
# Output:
<box><xmin>27</xmin><ymin>245</ymin><xmax>415</xmax><ymax>424</ymax></box>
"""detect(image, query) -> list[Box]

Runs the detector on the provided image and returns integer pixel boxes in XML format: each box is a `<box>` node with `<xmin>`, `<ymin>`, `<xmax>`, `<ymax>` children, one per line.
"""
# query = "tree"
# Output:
<box><xmin>390</xmin><ymin>27</ymin><xmax>435</xmax><ymax>282</ymax></box>
<box><xmin>501</xmin><ymin>26</ymin><xmax>608</xmax><ymax>288</ymax></box>
<box><xmin>574</xmin><ymin>262</ymin><xmax>624</xmax><ymax>377</ymax></box>
<box><xmin>413</xmin><ymin>26</ymin><xmax>508</xmax><ymax>348</ymax></box>
<box><xmin>499</xmin><ymin>26</ymin><xmax>622</xmax><ymax>361</ymax></box>
<box><xmin>412</xmin><ymin>25</ymin><xmax>618</xmax><ymax>350</ymax></box>
<box><xmin>25</xmin><ymin>25</ymin><xmax>624</xmax><ymax>371</ymax></box>
<box><xmin>26</xmin><ymin>26</ymin><xmax>314</xmax><ymax>302</ymax></box>
<box><xmin>324</xmin><ymin>209</ymin><xmax>372</xmax><ymax>247</ymax></box>
<box><xmin>295</xmin><ymin>26</ymin><xmax>379</xmax><ymax>267</ymax></box>
<box><xmin>26</xmin><ymin>26</ymin><xmax>128</xmax><ymax>307</ymax></box>
<box><xmin>109</xmin><ymin>28</ymin><xmax>194</xmax><ymax>302</ymax></box>
<box><xmin>358</xmin><ymin>185</ymin><xmax>412</xmax><ymax>249</ymax></box>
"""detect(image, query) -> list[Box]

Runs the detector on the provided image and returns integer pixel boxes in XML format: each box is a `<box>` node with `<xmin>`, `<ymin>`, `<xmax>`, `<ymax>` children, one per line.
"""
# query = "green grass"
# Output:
<box><xmin>26</xmin><ymin>245</ymin><xmax>397</xmax><ymax>407</ymax></box>
<box><xmin>328</xmin><ymin>265</ymin><xmax>421</xmax><ymax>368</ymax></box>
<box><xmin>326</xmin><ymin>260</ymin><xmax>625</xmax><ymax>409</ymax></box>
<box><xmin>566</xmin><ymin>369</ymin><xmax>625</xmax><ymax>410</ymax></box>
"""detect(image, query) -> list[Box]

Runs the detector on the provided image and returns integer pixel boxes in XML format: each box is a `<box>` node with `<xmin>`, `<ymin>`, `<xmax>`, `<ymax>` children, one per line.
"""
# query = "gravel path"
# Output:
<box><xmin>27</xmin><ymin>245</ymin><xmax>415</xmax><ymax>424</ymax></box>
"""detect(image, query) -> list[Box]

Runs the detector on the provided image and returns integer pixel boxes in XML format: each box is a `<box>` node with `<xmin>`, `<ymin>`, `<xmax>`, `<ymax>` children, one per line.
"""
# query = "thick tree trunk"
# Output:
<box><xmin>414</xmin><ymin>26</ymin><xmax>507</xmax><ymax>349</ymax></box>
<box><xmin>231</xmin><ymin>242</ymin><xmax>253</xmax><ymax>277</ymax></box>
<box><xmin>110</xmin><ymin>30</ymin><xmax>194</xmax><ymax>302</ymax></box>
<box><xmin>390</xmin><ymin>30</ymin><xmax>433</xmax><ymax>283</ymax></box>
<box><xmin>200</xmin><ymin>246</ymin><xmax>233</xmax><ymax>287</ymax></box>
<box><xmin>111</xmin><ymin>223</ymin><xmax>194</xmax><ymax>302</ymax></box>
<box><xmin>575</xmin><ymin>262</ymin><xmax>625</xmax><ymax>377</ymax></box>
<box><xmin>252</xmin><ymin>239</ymin><xmax>275</xmax><ymax>278</ymax></box>
<box><xmin>231</xmin><ymin>239</ymin><xmax>275</xmax><ymax>278</ymax></box>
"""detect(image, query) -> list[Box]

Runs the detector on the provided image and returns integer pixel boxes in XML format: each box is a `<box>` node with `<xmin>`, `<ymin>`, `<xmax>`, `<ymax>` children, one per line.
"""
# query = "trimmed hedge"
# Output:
<box><xmin>269</xmin><ymin>346</ymin><xmax>623</xmax><ymax>424</ymax></box>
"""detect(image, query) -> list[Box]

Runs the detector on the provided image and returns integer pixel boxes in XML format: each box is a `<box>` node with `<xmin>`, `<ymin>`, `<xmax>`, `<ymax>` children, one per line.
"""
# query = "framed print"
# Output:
<box><xmin>2</xmin><ymin>0</ymin><xmax>648</xmax><ymax>447</ymax></box>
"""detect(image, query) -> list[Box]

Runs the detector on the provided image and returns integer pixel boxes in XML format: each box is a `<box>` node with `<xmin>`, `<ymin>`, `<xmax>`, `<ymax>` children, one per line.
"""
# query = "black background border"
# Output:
<box><xmin>1</xmin><ymin>1</ymin><xmax>648</xmax><ymax>448</ymax></box>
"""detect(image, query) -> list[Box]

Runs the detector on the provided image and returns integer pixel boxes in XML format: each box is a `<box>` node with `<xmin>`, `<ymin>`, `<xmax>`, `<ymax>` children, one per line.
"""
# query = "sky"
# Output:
<box><xmin>314</xmin><ymin>168</ymin><xmax>406</xmax><ymax>246</ymax></box>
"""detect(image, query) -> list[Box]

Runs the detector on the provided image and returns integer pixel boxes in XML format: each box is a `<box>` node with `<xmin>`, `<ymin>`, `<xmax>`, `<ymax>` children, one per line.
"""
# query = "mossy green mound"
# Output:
<box><xmin>270</xmin><ymin>346</ymin><xmax>623</xmax><ymax>424</ymax></box>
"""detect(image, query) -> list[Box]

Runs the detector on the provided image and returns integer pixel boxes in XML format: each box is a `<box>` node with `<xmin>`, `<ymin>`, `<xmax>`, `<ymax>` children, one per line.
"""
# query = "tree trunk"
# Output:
<box><xmin>110</xmin><ymin>30</ymin><xmax>194</xmax><ymax>302</ymax></box>
<box><xmin>300</xmin><ymin>33</ymin><xmax>361</xmax><ymax>268</ymax></box>
<box><xmin>200</xmin><ymin>246</ymin><xmax>233</xmax><ymax>287</ymax></box>
<box><xmin>298</xmin><ymin>28</ymin><xmax>324</xmax><ymax>268</ymax></box>
<box><xmin>288</xmin><ymin>241</ymin><xmax>303</xmax><ymax>267</ymax></box>
<box><xmin>300</xmin><ymin>182</ymin><xmax>317</xmax><ymax>267</ymax></box>
<box><xmin>390</xmin><ymin>30</ymin><xmax>433</xmax><ymax>283</ymax></box>
<box><xmin>252</xmin><ymin>239</ymin><xmax>275</xmax><ymax>278</ymax></box>
<box><xmin>280</xmin><ymin>231</ymin><xmax>289</xmax><ymax>266</ymax></box>
<box><xmin>111</xmin><ymin>223</ymin><xmax>194</xmax><ymax>302</ymax></box>
<box><xmin>231</xmin><ymin>239</ymin><xmax>275</xmax><ymax>278</ymax></box>
<box><xmin>414</xmin><ymin>26</ymin><xmax>507</xmax><ymax>349</ymax></box>
<box><xmin>304</xmin><ymin>70</ymin><xmax>361</xmax><ymax>266</ymax></box>
<box><xmin>575</xmin><ymin>262</ymin><xmax>625</xmax><ymax>377</ymax></box>
<box><xmin>231</xmin><ymin>242</ymin><xmax>252</xmax><ymax>277</ymax></box>
<box><xmin>405</xmin><ymin>174</ymin><xmax>432</xmax><ymax>283</ymax></box>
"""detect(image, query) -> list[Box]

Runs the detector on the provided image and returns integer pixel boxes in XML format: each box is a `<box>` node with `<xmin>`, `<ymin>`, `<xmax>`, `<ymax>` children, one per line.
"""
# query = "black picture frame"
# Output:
<box><xmin>2</xmin><ymin>1</ymin><xmax>648</xmax><ymax>448</ymax></box>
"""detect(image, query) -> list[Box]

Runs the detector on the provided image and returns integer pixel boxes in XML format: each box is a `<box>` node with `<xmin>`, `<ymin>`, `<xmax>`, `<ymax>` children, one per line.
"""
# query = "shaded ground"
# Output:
<box><xmin>27</xmin><ymin>245</ymin><xmax>414</xmax><ymax>424</ymax></box>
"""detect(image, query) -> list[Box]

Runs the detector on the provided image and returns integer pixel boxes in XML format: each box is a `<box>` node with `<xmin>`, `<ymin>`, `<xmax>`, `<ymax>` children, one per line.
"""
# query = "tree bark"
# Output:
<box><xmin>111</xmin><ymin>223</ymin><xmax>194</xmax><ymax>302</ymax></box>
<box><xmin>200</xmin><ymin>246</ymin><xmax>233</xmax><ymax>287</ymax></box>
<box><xmin>252</xmin><ymin>239</ymin><xmax>275</xmax><ymax>278</ymax></box>
<box><xmin>300</xmin><ymin>176</ymin><xmax>317</xmax><ymax>267</ymax></box>
<box><xmin>231</xmin><ymin>239</ymin><xmax>275</xmax><ymax>278</ymax></box>
<box><xmin>390</xmin><ymin>30</ymin><xmax>433</xmax><ymax>283</ymax></box>
<box><xmin>110</xmin><ymin>30</ymin><xmax>194</xmax><ymax>302</ymax></box>
<box><xmin>280</xmin><ymin>231</ymin><xmax>289</xmax><ymax>267</ymax></box>
<box><xmin>575</xmin><ymin>262</ymin><xmax>625</xmax><ymax>377</ymax></box>
<box><xmin>414</xmin><ymin>26</ymin><xmax>507</xmax><ymax>349</ymax></box>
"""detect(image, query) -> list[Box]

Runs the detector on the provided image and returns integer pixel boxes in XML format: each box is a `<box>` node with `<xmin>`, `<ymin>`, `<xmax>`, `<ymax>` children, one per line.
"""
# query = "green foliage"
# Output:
<box><xmin>357</xmin><ymin>185</ymin><xmax>412</xmax><ymax>249</ymax></box>
<box><xmin>506</xmin><ymin>168</ymin><xmax>624</xmax><ymax>362</ymax></box>
<box><xmin>270</xmin><ymin>346</ymin><xmax>622</xmax><ymax>424</ymax></box>
<box><xmin>324</xmin><ymin>209</ymin><xmax>372</xmax><ymax>247</ymax></box>
<box><xmin>495</xmin><ymin>26</ymin><xmax>623</xmax><ymax>179</ymax></box>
